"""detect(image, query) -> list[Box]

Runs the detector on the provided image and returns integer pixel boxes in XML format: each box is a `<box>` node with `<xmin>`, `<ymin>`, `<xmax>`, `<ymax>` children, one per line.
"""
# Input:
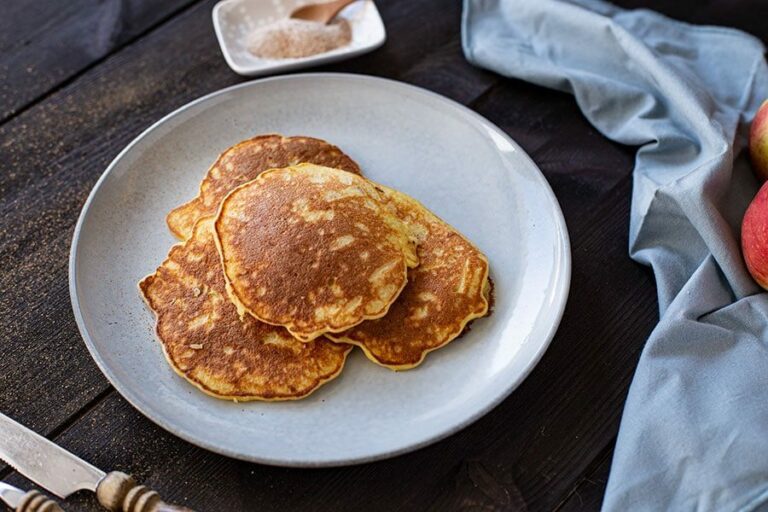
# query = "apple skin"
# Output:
<box><xmin>750</xmin><ymin>99</ymin><xmax>768</xmax><ymax>182</ymax></box>
<box><xmin>742</xmin><ymin>180</ymin><xmax>768</xmax><ymax>289</ymax></box>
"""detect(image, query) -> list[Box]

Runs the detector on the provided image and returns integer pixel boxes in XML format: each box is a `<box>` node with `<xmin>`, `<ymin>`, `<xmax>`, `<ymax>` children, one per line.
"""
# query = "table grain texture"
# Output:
<box><xmin>1</xmin><ymin>1</ymin><xmax>766</xmax><ymax>510</ymax></box>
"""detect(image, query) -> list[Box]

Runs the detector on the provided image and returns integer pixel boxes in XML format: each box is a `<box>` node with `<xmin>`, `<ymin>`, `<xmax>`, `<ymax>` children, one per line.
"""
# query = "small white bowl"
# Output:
<box><xmin>213</xmin><ymin>0</ymin><xmax>386</xmax><ymax>76</ymax></box>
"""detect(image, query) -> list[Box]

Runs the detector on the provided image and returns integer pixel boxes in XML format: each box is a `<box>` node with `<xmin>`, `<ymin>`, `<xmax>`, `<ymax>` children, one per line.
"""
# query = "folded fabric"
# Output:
<box><xmin>462</xmin><ymin>0</ymin><xmax>768</xmax><ymax>509</ymax></box>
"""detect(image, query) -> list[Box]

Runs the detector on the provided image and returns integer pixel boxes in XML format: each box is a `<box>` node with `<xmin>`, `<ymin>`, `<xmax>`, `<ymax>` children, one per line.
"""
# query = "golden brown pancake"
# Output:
<box><xmin>167</xmin><ymin>135</ymin><xmax>361</xmax><ymax>240</ymax></box>
<box><xmin>139</xmin><ymin>218</ymin><xmax>352</xmax><ymax>401</ymax></box>
<box><xmin>328</xmin><ymin>187</ymin><xmax>490</xmax><ymax>370</ymax></box>
<box><xmin>215</xmin><ymin>164</ymin><xmax>419</xmax><ymax>342</ymax></box>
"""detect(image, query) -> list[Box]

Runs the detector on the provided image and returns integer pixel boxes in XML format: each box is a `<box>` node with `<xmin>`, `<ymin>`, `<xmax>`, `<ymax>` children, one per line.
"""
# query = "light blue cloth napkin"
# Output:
<box><xmin>462</xmin><ymin>0</ymin><xmax>768</xmax><ymax>509</ymax></box>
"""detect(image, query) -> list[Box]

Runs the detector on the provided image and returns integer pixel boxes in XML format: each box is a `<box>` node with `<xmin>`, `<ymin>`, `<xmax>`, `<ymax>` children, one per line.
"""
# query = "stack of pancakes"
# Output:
<box><xmin>140</xmin><ymin>135</ymin><xmax>491</xmax><ymax>401</ymax></box>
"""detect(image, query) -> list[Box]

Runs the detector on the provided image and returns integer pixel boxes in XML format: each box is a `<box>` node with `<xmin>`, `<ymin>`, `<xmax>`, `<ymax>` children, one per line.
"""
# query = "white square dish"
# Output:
<box><xmin>212</xmin><ymin>0</ymin><xmax>386</xmax><ymax>76</ymax></box>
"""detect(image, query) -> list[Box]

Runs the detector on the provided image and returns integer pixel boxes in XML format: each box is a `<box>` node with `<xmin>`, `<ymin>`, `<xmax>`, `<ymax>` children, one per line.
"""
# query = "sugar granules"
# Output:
<box><xmin>247</xmin><ymin>18</ymin><xmax>352</xmax><ymax>59</ymax></box>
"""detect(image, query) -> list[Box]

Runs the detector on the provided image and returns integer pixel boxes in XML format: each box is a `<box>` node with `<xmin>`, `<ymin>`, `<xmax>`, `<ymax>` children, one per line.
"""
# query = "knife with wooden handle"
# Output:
<box><xmin>0</xmin><ymin>482</ymin><xmax>63</xmax><ymax>511</ymax></box>
<box><xmin>0</xmin><ymin>412</ymin><xmax>193</xmax><ymax>512</ymax></box>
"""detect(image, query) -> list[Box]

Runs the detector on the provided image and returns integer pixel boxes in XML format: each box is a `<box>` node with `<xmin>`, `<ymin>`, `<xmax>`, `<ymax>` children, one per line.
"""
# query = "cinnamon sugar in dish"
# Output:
<box><xmin>247</xmin><ymin>18</ymin><xmax>352</xmax><ymax>60</ymax></box>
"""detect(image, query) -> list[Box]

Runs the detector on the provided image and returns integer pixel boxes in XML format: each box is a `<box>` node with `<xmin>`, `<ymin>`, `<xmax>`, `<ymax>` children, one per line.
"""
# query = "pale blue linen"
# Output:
<box><xmin>462</xmin><ymin>1</ymin><xmax>768</xmax><ymax>509</ymax></box>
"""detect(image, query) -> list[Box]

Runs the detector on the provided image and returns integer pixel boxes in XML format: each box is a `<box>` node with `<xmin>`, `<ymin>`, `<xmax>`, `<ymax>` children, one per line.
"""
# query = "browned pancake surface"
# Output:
<box><xmin>139</xmin><ymin>218</ymin><xmax>351</xmax><ymax>401</ymax></box>
<box><xmin>167</xmin><ymin>135</ymin><xmax>361</xmax><ymax>240</ymax></box>
<box><xmin>329</xmin><ymin>188</ymin><xmax>490</xmax><ymax>369</ymax></box>
<box><xmin>215</xmin><ymin>164</ymin><xmax>419</xmax><ymax>341</ymax></box>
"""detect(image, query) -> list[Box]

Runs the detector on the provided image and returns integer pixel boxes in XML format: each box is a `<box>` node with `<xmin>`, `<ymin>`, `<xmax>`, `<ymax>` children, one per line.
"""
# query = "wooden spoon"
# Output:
<box><xmin>289</xmin><ymin>0</ymin><xmax>359</xmax><ymax>24</ymax></box>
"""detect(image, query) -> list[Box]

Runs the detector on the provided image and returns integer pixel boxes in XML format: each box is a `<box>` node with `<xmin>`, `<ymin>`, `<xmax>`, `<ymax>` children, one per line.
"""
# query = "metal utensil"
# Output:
<box><xmin>0</xmin><ymin>413</ymin><xmax>192</xmax><ymax>512</ymax></box>
<box><xmin>0</xmin><ymin>481</ymin><xmax>62</xmax><ymax>511</ymax></box>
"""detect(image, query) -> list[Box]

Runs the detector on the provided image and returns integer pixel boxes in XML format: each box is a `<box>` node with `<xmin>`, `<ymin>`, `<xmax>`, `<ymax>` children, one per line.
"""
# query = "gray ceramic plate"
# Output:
<box><xmin>69</xmin><ymin>73</ymin><xmax>570</xmax><ymax>467</ymax></box>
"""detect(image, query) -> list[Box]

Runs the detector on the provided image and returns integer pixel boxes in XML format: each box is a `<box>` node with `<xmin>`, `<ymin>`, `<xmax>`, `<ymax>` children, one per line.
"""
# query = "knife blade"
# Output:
<box><xmin>0</xmin><ymin>481</ymin><xmax>63</xmax><ymax>511</ymax></box>
<box><xmin>0</xmin><ymin>412</ymin><xmax>104</xmax><ymax>499</ymax></box>
<box><xmin>0</xmin><ymin>412</ymin><xmax>192</xmax><ymax>512</ymax></box>
<box><xmin>0</xmin><ymin>482</ymin><xmax>24</xmax><ymax>508</ymax></box>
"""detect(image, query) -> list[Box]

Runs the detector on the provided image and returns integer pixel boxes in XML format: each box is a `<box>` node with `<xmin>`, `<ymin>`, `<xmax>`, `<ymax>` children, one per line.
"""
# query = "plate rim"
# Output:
<box><xmin>69</xmin><ymin>72</ymin><xmax>571</xmax><ymax>467</ymax></box>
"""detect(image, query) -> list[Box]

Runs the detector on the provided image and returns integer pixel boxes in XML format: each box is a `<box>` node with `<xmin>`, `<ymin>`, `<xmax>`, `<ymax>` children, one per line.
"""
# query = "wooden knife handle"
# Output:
<box><xmin>15</xmin><ymin>490</ymin><xmax>63</xmax><ymax>512</ymax></box>
<box><xmin>95</xmin><ymin>472</ymin><xmax>194</xmax><ymax>512</ymax></box>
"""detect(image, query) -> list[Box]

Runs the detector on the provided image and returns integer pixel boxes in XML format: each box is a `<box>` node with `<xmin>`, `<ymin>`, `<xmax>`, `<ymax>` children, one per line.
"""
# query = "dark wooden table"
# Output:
<box><xmin>1</xmin><ymin>1</ymin><xmax>766</xmax><ymax>510</ymax></box>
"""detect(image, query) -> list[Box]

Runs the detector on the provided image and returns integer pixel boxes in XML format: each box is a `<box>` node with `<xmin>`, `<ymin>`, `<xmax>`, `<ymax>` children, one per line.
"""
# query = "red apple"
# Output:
<box><xmin>750</xmin><ymin>99</ymin><xmax>768</xmax><ymax>182</ymax></box>
<box><xmin>742</xmin><ymin>180</ymin><xmax>768</xmax><ymax>289</ymax></box>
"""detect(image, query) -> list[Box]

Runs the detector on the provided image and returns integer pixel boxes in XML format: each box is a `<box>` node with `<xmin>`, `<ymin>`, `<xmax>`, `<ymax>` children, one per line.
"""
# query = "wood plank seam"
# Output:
<box><xmin>0</xmin><ymin>0</ymin><xmax>204</xmax><ymax>128</ymax></box>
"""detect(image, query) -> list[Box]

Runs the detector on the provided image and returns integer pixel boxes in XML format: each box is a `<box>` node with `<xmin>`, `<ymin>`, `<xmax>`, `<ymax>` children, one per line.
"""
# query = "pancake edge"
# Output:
<box><xmin>166</xmin><ymin>134</ymin><xmax>285</xmax><ymax>240</ymax></box>
<box><xmin>327</xmin><ymin>277</ymin><xmax>491</xmax><ymax>371</ymax></box>
<box><xmin>213</xmin><ymin>164</ymin><xmax>418</xmax><ymax>342</ymax></box>
<box><xmin>166</xmin><ymin>134</ymin><xmax>362</xmax><ymax>241</ymax></box>
<box><xmin>138</xmin><ymin>218</ymin><xmax>353</xmax><ymax>401</ymax></box>
<box><xmin>326</xmin><ymin>185</ymin><xmax>492</xmax><ymax>370</ymax></box>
